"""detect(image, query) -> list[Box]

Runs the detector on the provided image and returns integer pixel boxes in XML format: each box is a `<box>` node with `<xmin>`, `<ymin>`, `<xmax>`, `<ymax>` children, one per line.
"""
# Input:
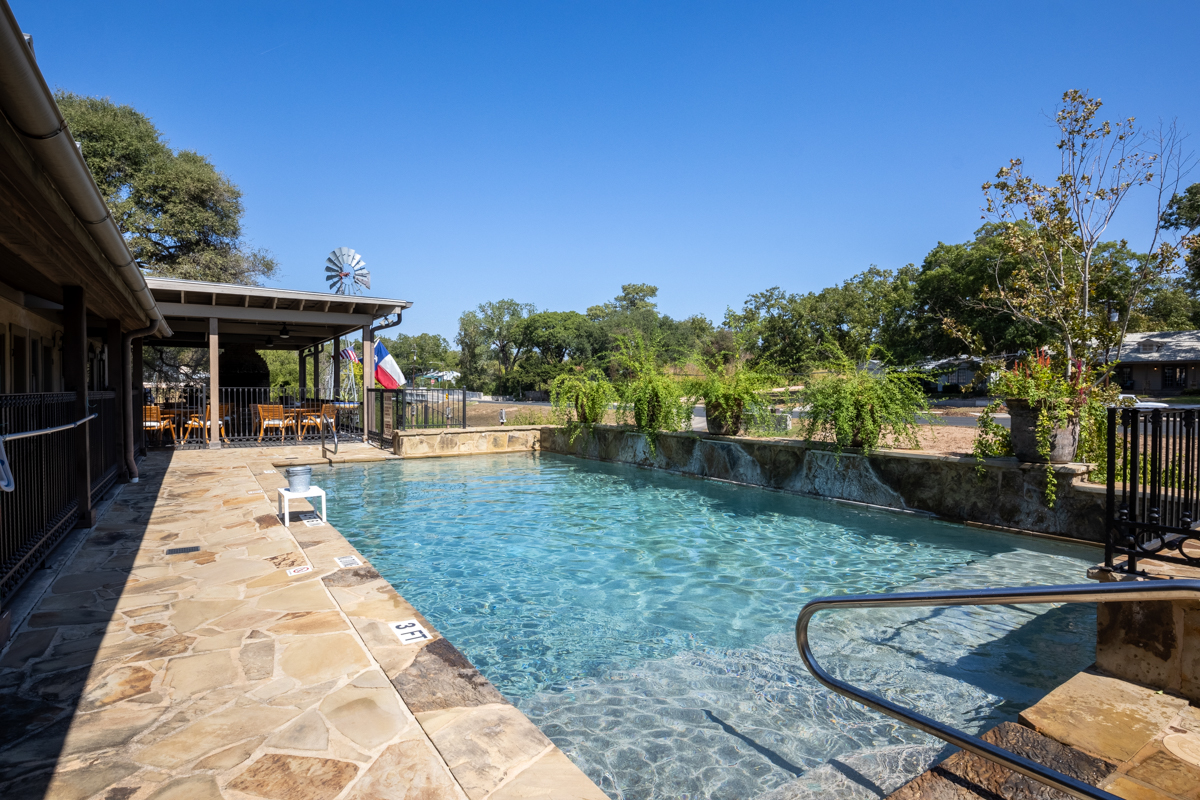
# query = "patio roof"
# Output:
<box><xmin>147</xmin><ymin>277</ymin><xmax>412</xmax><ymax>350</ymax></box>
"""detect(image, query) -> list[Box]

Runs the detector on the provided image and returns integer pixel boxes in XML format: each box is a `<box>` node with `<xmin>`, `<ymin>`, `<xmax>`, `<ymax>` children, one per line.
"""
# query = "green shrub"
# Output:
<box><xmin>799</xmin><ymin>349</ymin><xmax>931</xmax><ymax>453</ymax></box>
<box><xmin>612</xmin><ymin>333</ymin><xmax>690</xmax><ymax>453</ymax></box>
<box><xmin>684</xmin><ymin>354</ymin><xmax>781</xmax><ymax>435</ymax></box>
<box><xmin>550</xmin><ymin>368</ymin><xmax>617</xmax><ymax>441</ymax></box>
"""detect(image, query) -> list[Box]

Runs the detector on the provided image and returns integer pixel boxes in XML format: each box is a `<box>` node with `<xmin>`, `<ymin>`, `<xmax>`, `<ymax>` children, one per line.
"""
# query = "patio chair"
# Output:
<box><xmin>257</xmin><ymin>404</ymin><xmax>296</xmax><ymax>442</ymax></box>
<box><xmin>181</xmin><ymin>404</ymin><xmax>230</xmax><ymax>444</ymax></box>
<box><xmin>299</xmin><ymin>404</ymin><xmax>338</xmax><ymax>440</ymax></box>
<box><xmin>143</xmin><ymin>405</ymin><xmax>176</xmax><ymax>444</ymax></box>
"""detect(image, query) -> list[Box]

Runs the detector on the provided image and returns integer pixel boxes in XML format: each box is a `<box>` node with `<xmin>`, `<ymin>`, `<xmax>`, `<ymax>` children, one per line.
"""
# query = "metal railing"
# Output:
<box><xmin>88</xmin><ymin>391</ymin><xmax>120</xmax><ymax>501</ymax></box>
<box><xmin>0</xmin><ymin>393</ymin><xmax>92</xmax><ymax>601</ymax></box>
<box><xmin>367</xmin><ymin>387</ymin><xmax>468</xmax><ymax>445</ymax></box>
<box><xmin>1106</xmin><ymin>407</ymin><xmax>1200</xmax><ymax>573</ymax></box>
<box><xmin>797</xmin><ymin>580</ymin><xmax>1200</xmax><ymax>800</ymax></box>
<box><xmin>144</xmin><ymin>386</ymin><xmax>208</xmax><ymax>450</ymax></box>
<box><xmin>218</xmin><ymin>388</ymin><xmax>362</xmax><ymax>447</ymax></box>
<box><xmin>320</xmin><ymin>407</ymin><xmax>338</xmax><ymax>458</ymax></box>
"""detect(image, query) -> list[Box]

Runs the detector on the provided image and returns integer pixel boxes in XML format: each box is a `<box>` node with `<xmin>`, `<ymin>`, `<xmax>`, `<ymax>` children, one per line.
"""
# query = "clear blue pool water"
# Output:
<box><xmin>321</xmin><ymin>452</ymin><xmax>1098</xmax><ymax>800</ymax></box>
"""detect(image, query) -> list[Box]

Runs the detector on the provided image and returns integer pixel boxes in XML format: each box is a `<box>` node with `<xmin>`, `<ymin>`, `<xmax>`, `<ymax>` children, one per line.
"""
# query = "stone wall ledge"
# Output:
<box><xmin>392</xmin><ymin>424</ymin><xmax>546</xmax><ymax>437</ymax></box>
<box><xmin>539</xmin><ymin>425</ymin><xmax>1108</xmax><ymax>544</ymax></box>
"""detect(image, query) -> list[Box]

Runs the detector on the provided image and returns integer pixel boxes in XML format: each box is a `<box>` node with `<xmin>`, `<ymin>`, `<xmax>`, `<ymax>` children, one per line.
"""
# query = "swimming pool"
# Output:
<box><xmin>321</xmin><ymin>452</ymin><xmax>1098</xmax><ymax>800</ymax></box>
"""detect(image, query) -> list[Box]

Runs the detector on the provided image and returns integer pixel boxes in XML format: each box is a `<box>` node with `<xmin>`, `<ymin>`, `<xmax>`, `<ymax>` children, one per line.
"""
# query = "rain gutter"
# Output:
<box><xmin>0</xmin><ymin>1</ymin><xmax>169</xmax><ymax>335</ymax></box>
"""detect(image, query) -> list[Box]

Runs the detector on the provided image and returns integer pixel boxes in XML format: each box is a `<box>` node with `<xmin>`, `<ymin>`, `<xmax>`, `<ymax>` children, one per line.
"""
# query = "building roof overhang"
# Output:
<box><xmin>147</xmin><ymin>277</ymin><xmax>412</xmax><ymax>351</ymax></box>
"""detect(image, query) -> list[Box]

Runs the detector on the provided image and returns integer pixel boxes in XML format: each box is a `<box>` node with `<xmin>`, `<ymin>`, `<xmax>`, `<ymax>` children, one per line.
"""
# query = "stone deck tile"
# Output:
<box><xmin>0</xmin><ymin>445</ymin><xmax>607</xmax><ymax>800</ymax></box>
<box><xmin>243</xmin><ymin>450</ymin><xmax>609</xmax><ymax>800</ymax></box>
<box><xmin>1020</xmin><ymin>669</ymin><xmax>1200</xmax><ymax>799</ymax></box>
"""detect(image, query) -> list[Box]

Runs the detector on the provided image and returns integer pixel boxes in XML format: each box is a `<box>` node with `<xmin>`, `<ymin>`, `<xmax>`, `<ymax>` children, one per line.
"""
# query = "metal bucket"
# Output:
<box><xmin>284</xmin><ymin>466</ymin><xmax>312</xmax><ymax>492</ymax></box>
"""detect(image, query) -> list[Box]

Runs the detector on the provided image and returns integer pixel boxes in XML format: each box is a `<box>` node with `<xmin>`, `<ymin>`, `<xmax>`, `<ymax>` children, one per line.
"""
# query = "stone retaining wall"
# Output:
<box><xmin>538</xmin><ymin>426</ymin><xmax>1108</xmax><ymax>543</ymax></box>
<box><xmin>391</xmin><ymin>425</ymin><xmax>542</xmax><ymax>458</ymax></box>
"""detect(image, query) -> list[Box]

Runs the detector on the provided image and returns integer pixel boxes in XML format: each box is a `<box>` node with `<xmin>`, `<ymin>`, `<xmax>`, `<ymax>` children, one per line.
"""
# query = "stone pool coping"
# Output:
<box><xmin>0</xmin><ymin>444</ymin><xmax>607</xmax><ymax>800</ymax></box>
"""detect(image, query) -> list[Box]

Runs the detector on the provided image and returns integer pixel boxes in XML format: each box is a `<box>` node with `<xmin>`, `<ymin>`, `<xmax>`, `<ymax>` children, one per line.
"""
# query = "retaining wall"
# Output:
<box><xmin>538</xmin><ymin>426</ymin><xmax>1108</xmax><ymax>543</ymax></box>
<box><xmin>390</xmin><ymin>424</ymin><xmax>1107</xmax><ymax>543</ymax></box>
<box><xmin>391</xmin><ymin>425</ymin><xmax>543</xmax><ymax>458</ymax></box>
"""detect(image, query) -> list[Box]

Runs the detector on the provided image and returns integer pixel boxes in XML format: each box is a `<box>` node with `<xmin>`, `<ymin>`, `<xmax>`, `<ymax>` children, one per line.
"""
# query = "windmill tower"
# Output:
<box><xmin>324</xmin><ymin>247</ymin><xmax>371</xmax><ymax>295</ymax></box>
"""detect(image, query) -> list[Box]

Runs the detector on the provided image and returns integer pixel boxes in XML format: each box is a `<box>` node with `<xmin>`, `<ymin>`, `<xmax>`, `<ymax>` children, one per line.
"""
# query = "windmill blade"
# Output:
<box><xmin>323</xmin><ymin>247</ymin><xmax>368</xmax><ymax>295</ymax></box>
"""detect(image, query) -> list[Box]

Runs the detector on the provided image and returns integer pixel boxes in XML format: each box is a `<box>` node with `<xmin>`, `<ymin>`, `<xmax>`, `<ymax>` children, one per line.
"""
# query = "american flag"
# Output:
<box><xmin>340</xmin><ymin>347</ymin><xmax>360</xmax><ymax>364</ymax></box>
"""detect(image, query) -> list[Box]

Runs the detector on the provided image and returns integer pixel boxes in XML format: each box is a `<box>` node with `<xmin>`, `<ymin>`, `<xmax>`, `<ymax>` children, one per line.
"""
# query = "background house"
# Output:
<box><xmin>1114</xmin><ymin>330</ymin><xmax>1200</xmax><ymax>394</ymax></box>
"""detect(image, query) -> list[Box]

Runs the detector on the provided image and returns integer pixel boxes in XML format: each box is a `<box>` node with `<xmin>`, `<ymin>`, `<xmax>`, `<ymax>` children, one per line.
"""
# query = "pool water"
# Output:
<box><xmin>321</xmin><ymin>453</ymin><xmax>1098</xmax><ymax>800</ymax></box>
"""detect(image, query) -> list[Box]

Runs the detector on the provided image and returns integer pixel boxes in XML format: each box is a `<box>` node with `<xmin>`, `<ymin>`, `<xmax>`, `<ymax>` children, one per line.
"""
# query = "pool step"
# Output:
<box><xmin>883</xmin><ymin>721</ymin><xmax>1115</xmax><ymax>799</ymax></box>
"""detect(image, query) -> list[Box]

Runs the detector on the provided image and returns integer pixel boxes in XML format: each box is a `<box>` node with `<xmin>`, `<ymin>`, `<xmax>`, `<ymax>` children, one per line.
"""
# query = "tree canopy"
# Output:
<box><xmin>57</xmin><ymin>91</ymin><xmax>277</xmax><ymax>286</ymax></box>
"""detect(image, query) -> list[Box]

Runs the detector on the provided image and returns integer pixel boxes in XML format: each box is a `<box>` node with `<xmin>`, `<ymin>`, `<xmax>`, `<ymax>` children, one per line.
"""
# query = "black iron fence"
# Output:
<box><xmin>144</xmin><ymin>386</ymin><xmax>365</xmax><ymax>449</ymax></box>
<box><xmin>88</xmin><ymin>391</ymin><xmax>120</xmax><ymax>502</ymax></box>
<box><xmin>1106</xmin><ymin>407</ymin><xmax>1200</xmax><ymax>573</ymax></box>
<box><xmin>0</xmin><ymin>392</ymin><xmax>120</xmax><ymax>602</ymax></box>
<box><xmin>144</xmin><ymin>385</ymin><xmax>208</xmax><ymax>450</ymax></box>
<box><xmin>367</xmin><ymin>387</ymin><xmax>468</xmax><ymax>445</ymax></box>
<box><xmin>218</xmin><ymin>388</ymin><xmax>362</xmax><ymax>447</ymax></box>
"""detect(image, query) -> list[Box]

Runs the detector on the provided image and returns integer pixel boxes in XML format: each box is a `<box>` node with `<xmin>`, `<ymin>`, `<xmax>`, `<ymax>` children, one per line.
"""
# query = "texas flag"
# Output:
<box><xmin>373</xmin><ymin>340</ymin><xmax>407</xmax><ymax>389</ymax></box>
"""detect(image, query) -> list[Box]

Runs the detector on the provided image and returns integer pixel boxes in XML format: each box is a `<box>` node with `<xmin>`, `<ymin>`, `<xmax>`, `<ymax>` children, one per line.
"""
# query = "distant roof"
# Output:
<box><xmin>1117</xmin><ymin>330</ymin><xmax>1200</xmax><ymax>363</ymax></box>
<box><xmin>146</xmin><ymin>277</ymin><xmax>412</xmax><ymax>350</ymax></box>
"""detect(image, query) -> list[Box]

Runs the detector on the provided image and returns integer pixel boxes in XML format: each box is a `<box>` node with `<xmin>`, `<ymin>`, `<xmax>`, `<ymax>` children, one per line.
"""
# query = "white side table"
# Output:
<box><xmin>278</xmin><ymin>486</ymin><xmax>327</xmax><ymax>528</ymax></box>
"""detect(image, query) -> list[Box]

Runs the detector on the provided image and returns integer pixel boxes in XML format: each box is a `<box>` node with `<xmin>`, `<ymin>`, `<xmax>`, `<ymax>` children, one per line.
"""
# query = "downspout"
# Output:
<box><xmin>0</xmin><ymin>3</ymin><xmax>168</xmax><ymax>335</ymax></box>
<box><xmin>122</xmin><ymin>319</ymin><xmax>159</xmax><ymax>482</ymax></box>
<box><xmin>371</xmin><ymin>312</ymin><xmax>402</xmax><ymax>339</ymax></box>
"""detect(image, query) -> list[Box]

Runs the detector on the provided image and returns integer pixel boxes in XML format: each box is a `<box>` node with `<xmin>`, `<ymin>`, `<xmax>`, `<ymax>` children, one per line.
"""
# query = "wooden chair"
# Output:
<box><xmin>257</xmin><ymin>404</ymin><xmax>296</xmax><ymax>442</ymax></box>
<box><xmin>181</xmin><ymin>404</ymin><xmax>230</xmax><ymax>444</ymax></box>
<box><xmin>300</xmin><ymin>404</ymin><xmax>338</xmax><ymax>439</ymax></box>
<box><xmin>143</xmin><ymin>405</ymin><xmax>175</xmax><ymax>444</ymax></box>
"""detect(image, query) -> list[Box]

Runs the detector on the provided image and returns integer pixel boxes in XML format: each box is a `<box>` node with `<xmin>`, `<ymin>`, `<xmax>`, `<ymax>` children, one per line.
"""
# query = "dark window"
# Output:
<box><xmin>12</xmin><ymin>335</ymin><xmax>26</xmax><ymax>393</ymax></box>
<box><xmin>43</xmin><ymin>344</ymin><xmax>52</xmax><ymax>391</ymax></box>
<box><xmin>30</xmin><ymin>339</ymin><xmax>39</xmax><ymax>392</ymax></box>
<box><xmin>1164</xmin><ymin>365</ymin><xmax>1188</xmax><ymax>389</ymax></box>
<box><xmin>1117</xmin><ymin>367</ymin><xmax>1134</xmax><ymax>389</ymax></box>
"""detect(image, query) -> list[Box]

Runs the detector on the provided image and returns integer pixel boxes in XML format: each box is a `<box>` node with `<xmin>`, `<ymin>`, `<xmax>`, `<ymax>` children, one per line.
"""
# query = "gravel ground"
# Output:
<box><xmin>461</xmin><ymin>403</ymin><xmax>982</xmax><ymax>457</ymax></box>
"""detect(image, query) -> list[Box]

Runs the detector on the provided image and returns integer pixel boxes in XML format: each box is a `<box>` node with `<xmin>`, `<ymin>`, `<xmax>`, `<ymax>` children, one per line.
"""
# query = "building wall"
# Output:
<box><xmin>0</xmin><ymin>281</ymin><xmax>110</xmax><ymax>394</ymax></box>
<box><xmin>1124</xmin><ymin>362</ymin><xmax>1199</xmax><ymax>394</ymax></box>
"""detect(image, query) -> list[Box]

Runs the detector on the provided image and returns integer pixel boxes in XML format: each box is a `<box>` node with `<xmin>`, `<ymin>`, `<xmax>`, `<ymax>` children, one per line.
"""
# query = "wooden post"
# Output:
<box><xmin>208</xmin><ymin>318</ymin><xmax>221</xmax><ymax>449</ymax></box>
<box><xmin>105</xmin><ymin>319</ymin><xmax>125</xmax><ymax>479</ymax></box>
<box><xmin>62</xmin><ymin>286</ymin><xmax>93</xmax><ymax>527</ymax></box>
<box><xmin>299</xmin><ymin>347</ymin><xmax>308</xmax><ymax>401</ymax></box>
<box><xmin>313</xmin><ymin>345</ymin><xmax>322</xmax><ymax>399</ymax></box>
<box><xmin>362</xmin><ymin>326</ymin><xmax>374</xmax><ymax>436</ymax></box>
<box><xmin>332</xmin><ymin>336</ymin><xmax>341</xmax><ymax>400</ymax></box>
<box><xmin>133</xmin><ymin>336</ymin><xmax>144</xmax><ymax>456</ymax></box>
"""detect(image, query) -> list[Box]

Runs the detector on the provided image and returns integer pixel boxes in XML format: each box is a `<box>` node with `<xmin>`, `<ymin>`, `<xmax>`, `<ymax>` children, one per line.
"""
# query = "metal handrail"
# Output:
<box><xmin>0</xmin><ymin>412</ymin><xmax>97</xmax><ymax>493</ymax></box>
<box><xmin>796</xmin><ymin>579</ymin><xmax>1200</xmax><ymax>800</ymax></box>
<box><xmin>320</xmin><ymin>409</ymin><xmax>338</xmax><ymax>457</ymax></box>
<box><xmin>2</xmin><ymin>412</ymin><xmax>96</xmax><ymax>443</ymax></box>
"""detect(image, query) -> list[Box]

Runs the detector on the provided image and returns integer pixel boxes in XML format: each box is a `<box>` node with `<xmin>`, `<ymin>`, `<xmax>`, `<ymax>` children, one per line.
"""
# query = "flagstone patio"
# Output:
<box><xmin>0</xmin><ymin>444</ymin><xmax>608</xmax><ymax>800</ymax></box>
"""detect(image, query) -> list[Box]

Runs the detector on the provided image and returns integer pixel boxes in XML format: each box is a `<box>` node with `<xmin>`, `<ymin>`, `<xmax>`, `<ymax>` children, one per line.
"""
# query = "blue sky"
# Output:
<box><xmin>14</xmin><ymin>1</ymin><xmax>1200</xmax><ymax>341</ymax></box>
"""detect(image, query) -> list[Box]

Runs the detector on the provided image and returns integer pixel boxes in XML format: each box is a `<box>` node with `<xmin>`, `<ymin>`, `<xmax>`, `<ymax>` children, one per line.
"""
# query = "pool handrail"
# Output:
<box><xmin>795</xmin><ymin>578</ymin><xmax>1200</xmax><ymax>800</ymax></box>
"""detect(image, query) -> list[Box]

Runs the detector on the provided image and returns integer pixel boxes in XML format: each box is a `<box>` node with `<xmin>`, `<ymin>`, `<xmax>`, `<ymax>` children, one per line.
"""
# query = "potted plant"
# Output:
<box><xmin>550</xmin><ymin>368</ymin><xmax>617</xmax><ymax>441</ymax></box>
<box><xmin>974</xmin><ymin>349</ymin><xmax>1121</xmax><ymax>505</ymax></box>
<box><xmin>981</xmin><ymin>350</ymin><xmax>1085</xmax><ymax>464</ymax></box>
<box><xmin>611</xmin><ymin>333</ymin><xmax>691</xmax><ymax>453</ymax></box>
<box><xmin>798</xmin><ymin>349</ymin><xmax>932</xmax><ymax>452</ymax></box>
<box><xmin>684</xmin><ymin>355</ymin><xmax>781</xmax><ymax>436</ymax></box>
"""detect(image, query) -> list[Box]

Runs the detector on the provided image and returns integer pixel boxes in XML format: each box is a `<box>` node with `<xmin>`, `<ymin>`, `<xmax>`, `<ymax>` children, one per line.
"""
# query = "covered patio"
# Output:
<box><xmin>141</xmin><ymin>278</ymin><xmax>412</xmax><ymax>450</ymax></box>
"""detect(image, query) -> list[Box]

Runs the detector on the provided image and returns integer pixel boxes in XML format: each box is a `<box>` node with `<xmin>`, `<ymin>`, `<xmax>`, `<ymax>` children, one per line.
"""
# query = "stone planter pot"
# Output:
<box><xmin>705</xmin><ymin>399</ymin><xmax>744</xmax><ymax>436</ymax></box>
<box><xmin>1006</xmin><ymin>398</ymin><xmax>1079</xmax><ymax>463</ymax></box>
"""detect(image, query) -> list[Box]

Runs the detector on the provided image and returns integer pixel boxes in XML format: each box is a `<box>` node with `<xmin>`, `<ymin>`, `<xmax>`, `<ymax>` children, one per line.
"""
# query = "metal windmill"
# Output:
<box><xmin>324</xmin><ymin>247</ymin><xmax>371</xmax><ymax>295</ymax></box>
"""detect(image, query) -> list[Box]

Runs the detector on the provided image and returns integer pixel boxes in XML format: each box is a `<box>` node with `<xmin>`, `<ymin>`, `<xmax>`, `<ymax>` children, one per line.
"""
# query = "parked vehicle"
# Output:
<box><xmin>1117</xmin><ymin>394</ymin><xmax>1169</xmax><ymax>409</ymax></box>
